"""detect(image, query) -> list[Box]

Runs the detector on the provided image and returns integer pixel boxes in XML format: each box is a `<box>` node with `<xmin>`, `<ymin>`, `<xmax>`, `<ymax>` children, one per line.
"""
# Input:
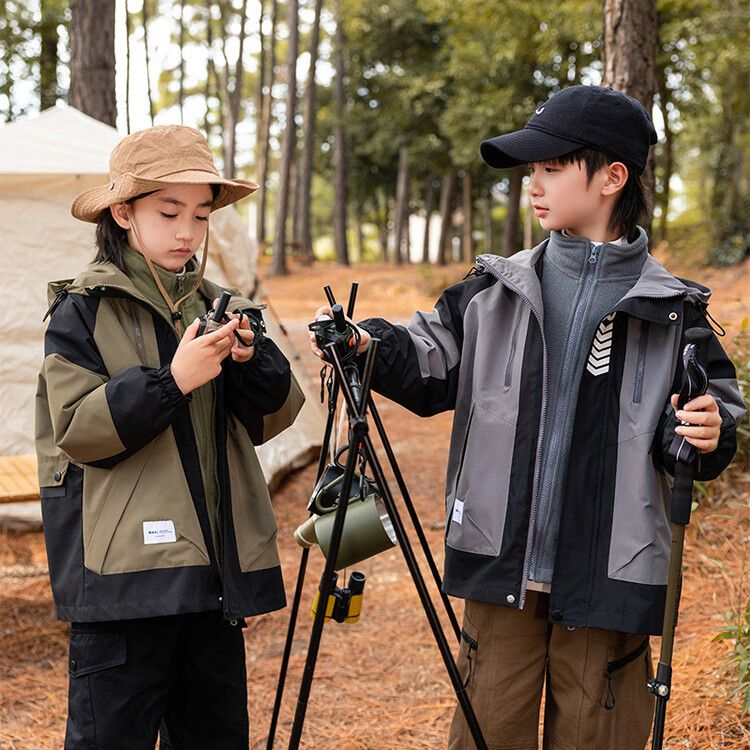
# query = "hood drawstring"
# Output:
<box><xmin>128</xmin><ymin>217</ymin><xmax>210</xmax><ymax>336</ymax></box>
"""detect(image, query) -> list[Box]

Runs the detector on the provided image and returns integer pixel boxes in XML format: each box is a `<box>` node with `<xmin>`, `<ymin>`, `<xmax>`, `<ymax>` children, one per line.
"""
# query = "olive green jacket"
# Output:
<box><xmin>36</xmin><ymin>261</ymin><xmax>304</xmax><ymax>622</ymax></box>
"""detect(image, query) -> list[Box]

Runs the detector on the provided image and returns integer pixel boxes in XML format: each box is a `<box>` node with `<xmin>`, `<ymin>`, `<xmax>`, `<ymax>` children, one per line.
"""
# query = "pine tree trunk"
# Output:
<box><xmin>295</xmin><ymin>0</ymin><xmax>323</xmax><ymax>262</ymax></box>
<box><xmin>393</xmin><ymin>146</ymin><xmax>409</xmax><ymax>265</ymax></box>
<box><xmin>602</xmin><ymin>0</ymin><xmax>657</xmax><ymax>233</ymax></box>
<box><xmin>422</xmin><ymin>172</ymin><xmax>436</xmax><ymax>263</ymax></box>
<box><xmin>221</xmin><ymin>0</ymin><xmax>249</xmax><ymax>178</ymax></box>
<box><xmin>255</xmin><ymin>0</ymin><xmax>265</xmax><ymax>169</ymax></box>
<box><xmin>141</xmin><ymin>0</ymin><xmax>154</xmax><ymax>126</ymax></box>
<box><xmin>204</xmin><ymin>2</ymin><xmax>214</xmax><ymax>142</ymax></box>
<box><xmin>483</xmin><ymin>189</ymin><xmax>493</xmax><ymax>254</ymax></box>
<box><xmin>501</xmin><ymin>165</ymin><xmax>523</xmax><ymax>257</ymax></box>
<box><xmin>332</xmin><ymin>0</ymin><xmax>349</xmax><ymax>266</ymax></box>
<box><xmin>257</xmin><ymin>0</ymin><xmax>278</xmax><ymax>248</ymax></box>
<box><xmin>125</xmin><ymin>1</ymin><xmax>132</xmax><ymax>132</ymax></box>
<box><xmin>69</xmin><ymin>0</ymin><xmax>116</xmax><ymax>126</ymax></box>
<box><xmin>270</xmin><ymin>0</ymin><xmax>299</xmax><ymax>276</ymax></box>
<box><xmin>437</xmin><ymin>172</ymin><xmax>455</xmax><ymax>266</ymax></box>
<box><xmin>178</xmin><ymin>0</ymin><xmax>185</xmax><ymax>124</ymax></box>
<box><xmin>355</xmin><ymin>200</ymin><xmax>366</xmax><ymax>261</ymax></box>
<box><xmin>40</xmin><ymin>0</ymin><xmax>63</xmax><ymax>111</ymax></box>
<box><xmin>377</xmin><ymin>190</ymin><xmax>389</xmax><ymax>261</ymax></box>
<box><xmin>462</xmin><ymin>171</ymin><xmax>473</xmax><ymax>262</ymax></box>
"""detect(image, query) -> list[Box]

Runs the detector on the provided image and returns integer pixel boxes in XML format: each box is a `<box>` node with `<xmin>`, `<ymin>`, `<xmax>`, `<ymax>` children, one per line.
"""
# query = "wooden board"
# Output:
<box><xmin>0</xmin><ymin>455</ymin><xmax>39</xmax><ymax>504</ymax></box>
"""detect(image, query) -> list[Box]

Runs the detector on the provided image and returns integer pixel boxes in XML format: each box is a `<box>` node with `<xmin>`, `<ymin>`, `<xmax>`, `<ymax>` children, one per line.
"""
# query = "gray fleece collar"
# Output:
<box><xmin>545</xmin><ymin>227</ymin><xmax>648</xmax><ymax>281</ymax></box>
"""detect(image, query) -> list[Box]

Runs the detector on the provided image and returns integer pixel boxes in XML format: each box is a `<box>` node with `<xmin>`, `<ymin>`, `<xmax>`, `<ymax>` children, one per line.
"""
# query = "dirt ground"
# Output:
<box><xmin>1</xmin><ymin>253</ymin><xmax>748</xmax><ymax>749</ymax></box>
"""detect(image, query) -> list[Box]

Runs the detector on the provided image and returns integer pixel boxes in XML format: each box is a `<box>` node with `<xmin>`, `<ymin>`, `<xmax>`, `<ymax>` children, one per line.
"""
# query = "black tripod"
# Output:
<box><xmin>649</xmin><ymin>327</ymin><xmax>712</xmax><ymax>749</ymax></box>
<box><xmin>266</xmin><ymin>285</ymin><xmax>486</xmax><ymax>750</ymax></box>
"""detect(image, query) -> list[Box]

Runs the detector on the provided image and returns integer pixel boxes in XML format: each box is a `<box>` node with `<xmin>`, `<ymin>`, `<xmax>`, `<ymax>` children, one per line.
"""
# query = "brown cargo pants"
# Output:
<box><xmin>448</xmin><ymin>591</ymin><xmax>654</xmax><ymax>750</ymax></box>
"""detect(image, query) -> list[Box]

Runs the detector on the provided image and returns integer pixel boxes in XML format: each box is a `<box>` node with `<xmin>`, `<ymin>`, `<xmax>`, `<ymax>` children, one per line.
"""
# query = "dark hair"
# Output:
<box><xmin>93</xmin><ymin>185</ymin><xmax>221</xmax><ymax>271</ymax></box>
<box><xmin>551</xmin><ymin>148</ymin><xmax>650</xmax><ymax>242</ymax></box>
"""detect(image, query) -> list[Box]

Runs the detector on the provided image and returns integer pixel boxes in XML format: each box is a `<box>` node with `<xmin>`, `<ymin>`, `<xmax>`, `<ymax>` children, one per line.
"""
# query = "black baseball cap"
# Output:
<box><xmin>480</xmin><ymin>85</ymin><xmax>658</xmax><ymax>175</ymax></box>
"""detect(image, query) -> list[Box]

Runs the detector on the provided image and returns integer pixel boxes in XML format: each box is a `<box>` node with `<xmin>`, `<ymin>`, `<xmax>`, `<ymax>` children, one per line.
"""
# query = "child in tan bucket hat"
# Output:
<box><xmin>36</xmin><ymin>124</ymin><xmax>304</xmax><ymax>749</ymax></box>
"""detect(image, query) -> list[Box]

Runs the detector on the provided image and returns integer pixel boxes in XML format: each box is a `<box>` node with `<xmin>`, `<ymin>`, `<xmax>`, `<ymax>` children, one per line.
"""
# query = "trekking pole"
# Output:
<box><xmin>649</xmin><ymin>327</ymin><xmax>712</xmax><ymax>750</ymax></box>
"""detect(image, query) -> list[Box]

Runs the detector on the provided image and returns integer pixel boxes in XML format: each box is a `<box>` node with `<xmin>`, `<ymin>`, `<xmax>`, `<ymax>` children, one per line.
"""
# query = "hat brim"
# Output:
<box><xmin>480</xmin><ymin>127</ymin><xmax>585</xmax><ymax>169</ymax></box>
<box><xmin>71</xmin><ymin>170</ymin><xmax>259</xmax><ymax>223</ymax></box>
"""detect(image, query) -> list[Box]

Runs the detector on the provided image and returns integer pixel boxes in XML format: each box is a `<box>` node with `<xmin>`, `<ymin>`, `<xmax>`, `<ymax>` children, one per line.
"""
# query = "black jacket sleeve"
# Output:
<box><xmin>221</xmin><ymin>310</ymin><xmax>303</xmax><ymax>444</ymax></box>
<box><xmin>357</xmin><ymin>272</ymin><xmax>495</xmax><ymax>417</ymax></box>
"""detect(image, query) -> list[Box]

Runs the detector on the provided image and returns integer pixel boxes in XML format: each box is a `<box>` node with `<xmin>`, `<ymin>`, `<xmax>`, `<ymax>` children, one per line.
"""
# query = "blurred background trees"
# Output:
<box><xmin>1</xmin><ymin>0</ymin><xmax>747</xmax><ymax>272</ymax></box>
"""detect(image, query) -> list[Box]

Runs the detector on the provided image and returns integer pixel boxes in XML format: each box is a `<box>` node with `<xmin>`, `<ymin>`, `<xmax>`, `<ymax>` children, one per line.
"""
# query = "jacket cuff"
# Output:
<box><xmin>656</xmin><ymin>400</ymin><xmax>738</xmax><ymax>481</ymax></box>
<box><xmin>357</xmin><ymin>319</ymin><xmax>402</xmax><ymax>372</ymax></box>
<box><xmin>159</xmin><ymin>365</ymin><xmax>191</xmax><ymax>406</ymax></box>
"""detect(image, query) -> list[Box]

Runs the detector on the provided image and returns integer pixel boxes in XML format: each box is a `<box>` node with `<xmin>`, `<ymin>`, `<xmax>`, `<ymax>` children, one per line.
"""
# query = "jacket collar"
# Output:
<box><xmin>475</xmin><ymin>237</ymin><xmax>711</xmax><ymax>324</ymax></box>
<box><xmin>46</xmin><ymin>262</ymin><xmax>261</xmax><ymax>317</ymax></box>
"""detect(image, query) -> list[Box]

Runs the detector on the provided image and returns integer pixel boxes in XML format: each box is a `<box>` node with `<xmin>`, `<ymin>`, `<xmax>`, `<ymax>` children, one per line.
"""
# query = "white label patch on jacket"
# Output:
<box><xmin>586</xmin><ymin>313</ymin><xmax>616</xmax><ymax>376</ymax></box>
<box><xmin>452</xmin><ymin>499</ymin><xmax>464</xmax><ymax>525</ymax></box>
<box><xmin>143</xmin><ymin>520</ymin><xmax>177</xmax><ymax>545</ymax></box>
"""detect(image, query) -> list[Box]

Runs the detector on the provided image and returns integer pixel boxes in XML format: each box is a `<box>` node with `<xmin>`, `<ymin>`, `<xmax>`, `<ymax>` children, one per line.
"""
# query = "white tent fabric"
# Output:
<box><xmin>0</xmin><ymin>105</ymin><xmax>322</xmax><ymax>490</ymax></box>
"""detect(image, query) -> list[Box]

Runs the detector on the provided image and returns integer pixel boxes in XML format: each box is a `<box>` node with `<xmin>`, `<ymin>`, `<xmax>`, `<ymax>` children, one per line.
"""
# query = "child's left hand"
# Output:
<box><xmin>215</xmin><ymin>298</ymin><xmax>255</xmax><ymax>363</ymax></box>
<box><xmin>670</xmin><ymin>393</ymin><xmax>722</xmax><ymax>453</ymax></box>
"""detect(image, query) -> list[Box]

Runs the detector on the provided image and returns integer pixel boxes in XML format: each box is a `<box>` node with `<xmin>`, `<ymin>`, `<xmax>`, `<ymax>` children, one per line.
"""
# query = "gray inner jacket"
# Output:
<box><xmin>530</xmin><ymin>228</ymin><xmax>648</xmax><ymax>582</ymax></box>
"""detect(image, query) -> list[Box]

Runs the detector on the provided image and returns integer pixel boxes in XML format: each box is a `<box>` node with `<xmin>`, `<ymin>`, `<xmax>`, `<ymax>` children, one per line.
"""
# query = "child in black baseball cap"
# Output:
<box><xmin>308</xmin><ymin>84</ymin><xmax>745</xmax><ymax>749</ymax></box>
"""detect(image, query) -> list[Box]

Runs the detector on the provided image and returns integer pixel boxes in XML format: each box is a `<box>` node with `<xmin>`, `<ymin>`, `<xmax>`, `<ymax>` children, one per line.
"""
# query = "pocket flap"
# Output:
<box><xmin>69</xmin><ymin>631</ymin><xmax>126</xmax><ymax>678</ymax></box>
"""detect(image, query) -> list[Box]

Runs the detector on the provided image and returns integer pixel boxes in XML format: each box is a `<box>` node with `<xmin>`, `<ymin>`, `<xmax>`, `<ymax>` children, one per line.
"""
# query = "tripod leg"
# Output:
<box><xmin>368</xmin><ymin>397</ymin><xmax>461</xmax><ymax>642</ymax></box>
<box><xmin>287</xmin><ymin>436</ymin><xmax>362</xmax><ymax>749</ymax></box>
<box><xmin>268</xmin><ymin>366</ymin><xmax>340</xmax><ymax>748</ymax></box>
<box><xmin>360</xmin><ymin>432</ymin><xmax>488</xmax><ymax>750</ymax></box>
<box><xmin>266</xmin><ymin>547</ymin><xmax>309</xmax><ymax>749</ymax></box>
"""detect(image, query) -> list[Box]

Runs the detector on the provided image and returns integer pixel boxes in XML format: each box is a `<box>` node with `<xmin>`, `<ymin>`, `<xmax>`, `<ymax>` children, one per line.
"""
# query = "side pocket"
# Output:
<box><xmin>455</xmin><ymin>612</ymin><xmax>480</xmax><ymax>693</ymax></box>
<box><xmin>69</xmin><ymin>629</ymin><xmax>127</xmax><ymax>678</ymax></box>
<box><xmin>461</xmin><ymin>628</ymin><xmax>479</xmax><ymax>689</ymax></box>
<box><xmin>447</xmin><ymin>403</ymin><xmax>515</xmax><ymax>557</ymax></box>
<box><xmin>503</xmin><ymin>305</ymin><xmax>523</xmax><ymax>389</ymax></box>
<box><xmin>603</xmin><ymin>637</ymin><xmax>649</xmax><ymax>710</ymax></box>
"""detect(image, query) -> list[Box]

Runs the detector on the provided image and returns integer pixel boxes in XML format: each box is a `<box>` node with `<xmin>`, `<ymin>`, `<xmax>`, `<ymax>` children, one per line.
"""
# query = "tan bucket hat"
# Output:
<box><xmin>71</xmin><ymin>125</ymin><xmax>259</xmax><ymax>222</ymax></box>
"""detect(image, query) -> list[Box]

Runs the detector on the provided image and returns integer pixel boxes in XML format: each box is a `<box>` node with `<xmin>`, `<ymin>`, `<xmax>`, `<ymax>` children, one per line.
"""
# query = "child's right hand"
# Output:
<box><xmin>171</xmin><ymin>317</ymin><xmax>240</xmax><ymax>394</ymax></box>
<box><xmin>308</xmin><ymin>306</ymin><xmax>371</xmax><ymax>363</ymax></box>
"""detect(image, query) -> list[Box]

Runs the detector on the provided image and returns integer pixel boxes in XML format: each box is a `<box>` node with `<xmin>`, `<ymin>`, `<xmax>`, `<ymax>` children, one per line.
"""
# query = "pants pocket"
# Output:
<box><xmin>68</xmin><ymin>628</ymin><xmax>127</xmax><ymax>678</ymax></box>
<box><xmin>593</xmin><ymin>635</ymin><xmax>654</xmax><ymax>750</ymax></box>
<box><xmin>66</xmin><ymin>629</ymin><xmax>128</xmax><ymax>749</ymax></box>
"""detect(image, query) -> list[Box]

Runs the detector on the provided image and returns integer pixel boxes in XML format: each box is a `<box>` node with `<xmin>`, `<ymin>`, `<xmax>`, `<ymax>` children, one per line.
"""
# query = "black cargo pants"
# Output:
<box><xmin>64</xmin><ymin>609</ymin><xmax>248</xmax><ymax>750</ymax></box>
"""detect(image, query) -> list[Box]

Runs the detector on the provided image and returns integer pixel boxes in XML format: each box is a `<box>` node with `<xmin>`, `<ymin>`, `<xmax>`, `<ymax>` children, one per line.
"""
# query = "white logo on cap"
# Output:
<box><xmin>535</xmin><ymin>106</ymin><xmax>545</xmax><ymax>115</ymax></box>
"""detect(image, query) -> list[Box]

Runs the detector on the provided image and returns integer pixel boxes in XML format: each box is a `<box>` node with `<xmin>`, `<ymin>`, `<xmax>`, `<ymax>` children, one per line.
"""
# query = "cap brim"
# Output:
<box><xmin>480</xmin><ymin>127</ymin><xmax>585</xmax><ymax>169</ymax></box>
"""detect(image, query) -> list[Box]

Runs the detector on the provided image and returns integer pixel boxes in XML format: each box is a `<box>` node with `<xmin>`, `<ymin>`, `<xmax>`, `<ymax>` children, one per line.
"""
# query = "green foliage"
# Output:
<box><xmin>713</xmin><ymin>597</ymin><xmax>750</xmax><ymax>716</ymax></box>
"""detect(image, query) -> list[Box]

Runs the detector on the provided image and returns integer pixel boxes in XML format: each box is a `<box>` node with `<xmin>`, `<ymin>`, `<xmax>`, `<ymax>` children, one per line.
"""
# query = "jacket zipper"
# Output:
<box><xmin>452</xmin><ymin>258</ymin><xmax>687</xmax><ymax>608</ymax></box>
<box><xmin>633</xmin><ymin>320</ymin><xmax>650</xmax><ymax>404</ymax></box>
<box><xmin>476</xmin><ymin>259</ymin><xmax>549</xmax><ymax>609</ymax></box>
<box><xmin>90</xmin><ymin>282</ymin><xmax>226</xmax><ymax>608</ymax></box>
<box><xmin>528</xmin><ymin>244</ymin><xmax>601</xmax><ymax>581</ymax></box>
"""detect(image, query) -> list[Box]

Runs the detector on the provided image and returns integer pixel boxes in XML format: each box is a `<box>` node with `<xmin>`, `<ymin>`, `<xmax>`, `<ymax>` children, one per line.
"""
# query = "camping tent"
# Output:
<box><xmin>0</xmin><ymin>104</ymin><xmax>322</xmax><ymax>492</ymax></box>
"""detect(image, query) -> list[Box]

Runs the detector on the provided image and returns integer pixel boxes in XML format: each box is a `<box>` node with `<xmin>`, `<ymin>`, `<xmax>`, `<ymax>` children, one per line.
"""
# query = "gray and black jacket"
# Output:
<box><xmin>359</xmin><ymin>240</ymin><xmax>745</xmax><ymax>635</ymax></box>
<box><xmin>36</xmin><ymin>262</ymin><xmax>304</xmax><ymax>623</ymax></box>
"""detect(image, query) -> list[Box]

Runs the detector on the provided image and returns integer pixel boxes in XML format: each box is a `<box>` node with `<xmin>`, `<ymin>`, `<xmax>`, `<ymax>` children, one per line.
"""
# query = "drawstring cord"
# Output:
<box><xmin>128</xmin><ymin>215</ymin><xmax>210</xmax><ymax>336</ymax></box>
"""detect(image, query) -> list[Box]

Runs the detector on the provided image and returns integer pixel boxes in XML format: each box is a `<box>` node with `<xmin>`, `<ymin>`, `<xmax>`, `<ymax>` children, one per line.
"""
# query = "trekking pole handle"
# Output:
<box><xmin>669</xmin><ymin>327</ymin><xmax>712</xmax><ymax>525</ymax></box>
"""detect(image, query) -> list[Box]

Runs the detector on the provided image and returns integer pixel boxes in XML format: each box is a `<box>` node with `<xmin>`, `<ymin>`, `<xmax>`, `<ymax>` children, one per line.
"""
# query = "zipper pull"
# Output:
<box><xmin>588</xmin><ymin>245</ymin><xmax>600</xmax><ymax>264</ymax></box>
